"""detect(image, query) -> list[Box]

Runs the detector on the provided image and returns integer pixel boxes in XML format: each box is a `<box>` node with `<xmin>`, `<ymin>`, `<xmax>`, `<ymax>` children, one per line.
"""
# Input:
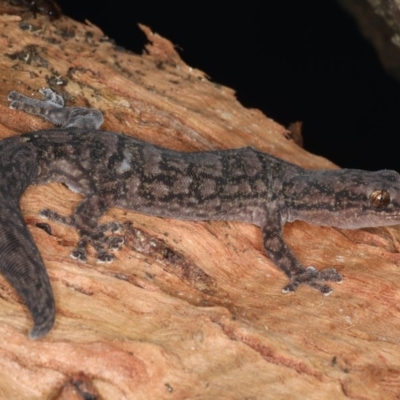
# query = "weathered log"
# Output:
<box><xmin>0</xmin><ymin>2</ymin><xmax>398</xmax><ymax>399</ymax></box>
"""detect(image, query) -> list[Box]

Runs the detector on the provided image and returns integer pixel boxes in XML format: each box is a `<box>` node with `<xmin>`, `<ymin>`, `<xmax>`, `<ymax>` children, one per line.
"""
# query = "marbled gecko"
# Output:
<box><xmin>3</xmin><ymin>88</ymin><xmax>400</xmax><ymax>338</ymax></box>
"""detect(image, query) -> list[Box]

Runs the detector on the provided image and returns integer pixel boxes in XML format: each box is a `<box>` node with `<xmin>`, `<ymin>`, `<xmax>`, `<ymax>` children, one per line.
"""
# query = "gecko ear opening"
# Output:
<box><xmin>370</xmin><ymin>190</ymin><xmax>390</xmax><ymax>208</ymax></box>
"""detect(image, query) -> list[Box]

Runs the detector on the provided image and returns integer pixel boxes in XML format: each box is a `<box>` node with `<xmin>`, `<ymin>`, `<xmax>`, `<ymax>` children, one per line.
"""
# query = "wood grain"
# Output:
<box><xmin>0</xmin><ymin>2</ymin><xmax>398</xmax><ymax>399</ymax></box>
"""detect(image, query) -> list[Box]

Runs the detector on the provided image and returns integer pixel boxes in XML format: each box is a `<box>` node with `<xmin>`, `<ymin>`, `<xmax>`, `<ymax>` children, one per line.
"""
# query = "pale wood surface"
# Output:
<box><xmin>0</xmin><ymin>3</ymin><xmax>399</xmax><ymax>399</ymax></box>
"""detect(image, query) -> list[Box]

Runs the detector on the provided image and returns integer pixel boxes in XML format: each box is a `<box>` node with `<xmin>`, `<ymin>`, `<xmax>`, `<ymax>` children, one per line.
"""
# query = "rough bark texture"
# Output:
<box><xmin>0</xmin><ymin>3</ymin><xmax>399</xmax><ymax>399</ymax></box>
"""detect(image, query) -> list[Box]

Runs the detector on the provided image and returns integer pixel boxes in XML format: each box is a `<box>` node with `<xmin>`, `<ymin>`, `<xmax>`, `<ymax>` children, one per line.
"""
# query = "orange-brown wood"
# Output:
<box><xmin>0</xmin><ymin>3</ymin><xmax>398</xmax><ymax>399</ymax></box>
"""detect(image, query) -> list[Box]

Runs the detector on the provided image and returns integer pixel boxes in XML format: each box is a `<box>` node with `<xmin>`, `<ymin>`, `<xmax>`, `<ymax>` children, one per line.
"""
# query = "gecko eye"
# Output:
<box><xmin>370</xmin><ymin>190</ymin><xmax>390</xmax><ymax>208</ymax></box>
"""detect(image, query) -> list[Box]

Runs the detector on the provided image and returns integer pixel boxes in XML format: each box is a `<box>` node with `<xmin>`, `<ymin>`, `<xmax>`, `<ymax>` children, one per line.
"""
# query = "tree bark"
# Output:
<box><xmin>0</xmin><ymin>2</ymin><xmax>399</xmax><ymax>399</ymax></box>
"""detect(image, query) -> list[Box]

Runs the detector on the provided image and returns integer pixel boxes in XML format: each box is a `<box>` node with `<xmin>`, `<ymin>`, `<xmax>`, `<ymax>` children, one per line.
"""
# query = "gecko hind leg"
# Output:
<box><xmin>40</xmin><ymin>209</ymin><xmax>124</xmax><ymax>263</ymax></box>
<box><xmin>8</xmin><ymin>88</ymin><xmax>104</xmax><ymax>129</ymax></box>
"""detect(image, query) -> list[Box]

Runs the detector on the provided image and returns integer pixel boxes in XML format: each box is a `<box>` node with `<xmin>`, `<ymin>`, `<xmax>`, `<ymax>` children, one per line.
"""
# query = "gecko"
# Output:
<box><xmin>3</xmin><ymin>88</ymin><xmax>400</xmax><ymax>339</ymax></box>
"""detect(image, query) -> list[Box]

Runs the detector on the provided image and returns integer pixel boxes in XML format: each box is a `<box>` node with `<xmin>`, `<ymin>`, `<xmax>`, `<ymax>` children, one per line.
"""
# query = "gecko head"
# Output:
<box><xmin>284</xmin><ymin>169</ymin><xmax>400</xmax><ymax>229</ymax></box>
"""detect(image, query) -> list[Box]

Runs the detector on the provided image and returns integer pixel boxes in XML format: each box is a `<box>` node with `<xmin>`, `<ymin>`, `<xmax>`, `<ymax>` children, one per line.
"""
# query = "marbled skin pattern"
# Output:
<box><xmin>4</xmin><ymin>89</ymin><xmax>400</xmax><ymax>338</ymax></box>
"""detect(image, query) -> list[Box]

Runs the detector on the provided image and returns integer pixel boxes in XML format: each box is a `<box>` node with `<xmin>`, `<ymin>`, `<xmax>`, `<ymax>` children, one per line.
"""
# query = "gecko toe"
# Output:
<box><xmin>321</xmin><ymin>286</ymin><xmax>333</xmax><ymax>296</ymax></box>
<box><xmin>9</xmin><ymin>100</ymin><xmax>20</xmax><ymax>109</ymax></box>
<box><xmin>107</xmin><ymin>236</ymin><xmax>124</xmax><ymax>251</ymax></box>
<box><xmin>7</xmin><ymin>91</ymin><xmax>17</xmax><ymax>101</ymax></box>
<box><xmin>96</xmin><ymin>251</ymin><xmax>115</xmax><ymax>263</ymax></box>
<box><xmin>39</xmin><ymin>88</ymin><xmax>64</xmax><ymax>106</ymax></box>
<box><xmin>40</xmin><ymin>209</ymin><xmax>73</xmax><ymax>225</ymax></box>
<box><xmin>71</xmin><ymin>248</ymin><xmax>87</xmax><ymax>262</ymax></box>
<box><xmin>8</xmin><ymin>91</ymin><xmax>23</xmax><ymax>105</ymax></box>
<box><xmin>282</xmin><ymin>283</ymin><xmax>297</xmax><ymax>293</ymax></box>
<box><xmin>308</xmin><ymin>281</ymin><xmax>333</xmax><ymax>295</ymax></box>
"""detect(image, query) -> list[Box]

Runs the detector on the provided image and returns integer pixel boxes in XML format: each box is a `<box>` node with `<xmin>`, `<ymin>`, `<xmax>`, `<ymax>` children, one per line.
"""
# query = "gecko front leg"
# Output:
<box><xmin>261</xmin><ymin>211</ymin><xmax>343</xmax><ymax>295</ymax></box>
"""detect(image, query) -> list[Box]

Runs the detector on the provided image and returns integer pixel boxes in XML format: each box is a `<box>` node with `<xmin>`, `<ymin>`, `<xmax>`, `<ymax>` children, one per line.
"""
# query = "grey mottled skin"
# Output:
<box><xmin>4</xmin><ymin>89</ymin><xmax>400</xmax><ymax>339</ymax></box>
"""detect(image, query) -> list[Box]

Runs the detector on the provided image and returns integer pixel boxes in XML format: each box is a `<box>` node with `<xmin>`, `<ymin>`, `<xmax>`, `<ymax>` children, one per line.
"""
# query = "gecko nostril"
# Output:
<box><xmin>370</xmin><ymin>190</ymin><xmax>390</xmax><ymax>208</ymax></box>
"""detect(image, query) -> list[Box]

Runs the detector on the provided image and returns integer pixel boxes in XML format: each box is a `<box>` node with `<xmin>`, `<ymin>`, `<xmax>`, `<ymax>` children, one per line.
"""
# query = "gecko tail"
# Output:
<box><xmin>0</xmin><ymin>139</ymin><xmax>56</xmax><ymax>338</ymax></box>
<box><xmin>0</xmin><ymin>201</ymin><xmax>56</xmax><ymax>339</ymax></box>
<box><xmin>29</xmin><ymin>309</ymin><xmax>55</xmax><ymax>339</ymax></box>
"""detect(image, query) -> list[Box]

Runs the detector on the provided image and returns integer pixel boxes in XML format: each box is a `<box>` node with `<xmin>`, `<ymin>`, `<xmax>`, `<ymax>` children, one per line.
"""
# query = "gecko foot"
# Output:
<box><xmin>75</xmin><ymin>225</ymin><xmax>123</xmax><ymax>263</ymax></box>
<box><xmin>69</xmin><ymin>233</ymin><xmax>121</xmax><ymax>263</ymax></box>
<box><xmin>40</xmin><ymin>209</ymin><xmax>125</xmax><ymax>262</ymax></box>
<box><xmin>69</xmin><ymin>237</ymin><xmax>116</xmax><ymax>263</ymax></box>
<box><xmin>282</xmin><ymin>266</ymin><xmax>343</xmax><ymax>296</ymax></box>
<box><xmin>9</xmin><ymin>88</ymin><xmax>104</xmax><ymax>129</ymax></box>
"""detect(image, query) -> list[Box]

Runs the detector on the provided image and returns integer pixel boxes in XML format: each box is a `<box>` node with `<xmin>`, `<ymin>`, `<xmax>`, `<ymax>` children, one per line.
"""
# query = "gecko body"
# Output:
<box><xmin>4</xmin><ymin>88</ymin><xmax>400</xmax><ymax>338</ymax></box>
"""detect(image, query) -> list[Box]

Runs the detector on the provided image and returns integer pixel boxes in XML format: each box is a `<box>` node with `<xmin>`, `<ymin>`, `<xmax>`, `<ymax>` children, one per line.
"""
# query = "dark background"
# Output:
<box><xmin>56</xmin><ymin>0</ymin><xmax>400</xmax><ymax>171</ymax></box>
